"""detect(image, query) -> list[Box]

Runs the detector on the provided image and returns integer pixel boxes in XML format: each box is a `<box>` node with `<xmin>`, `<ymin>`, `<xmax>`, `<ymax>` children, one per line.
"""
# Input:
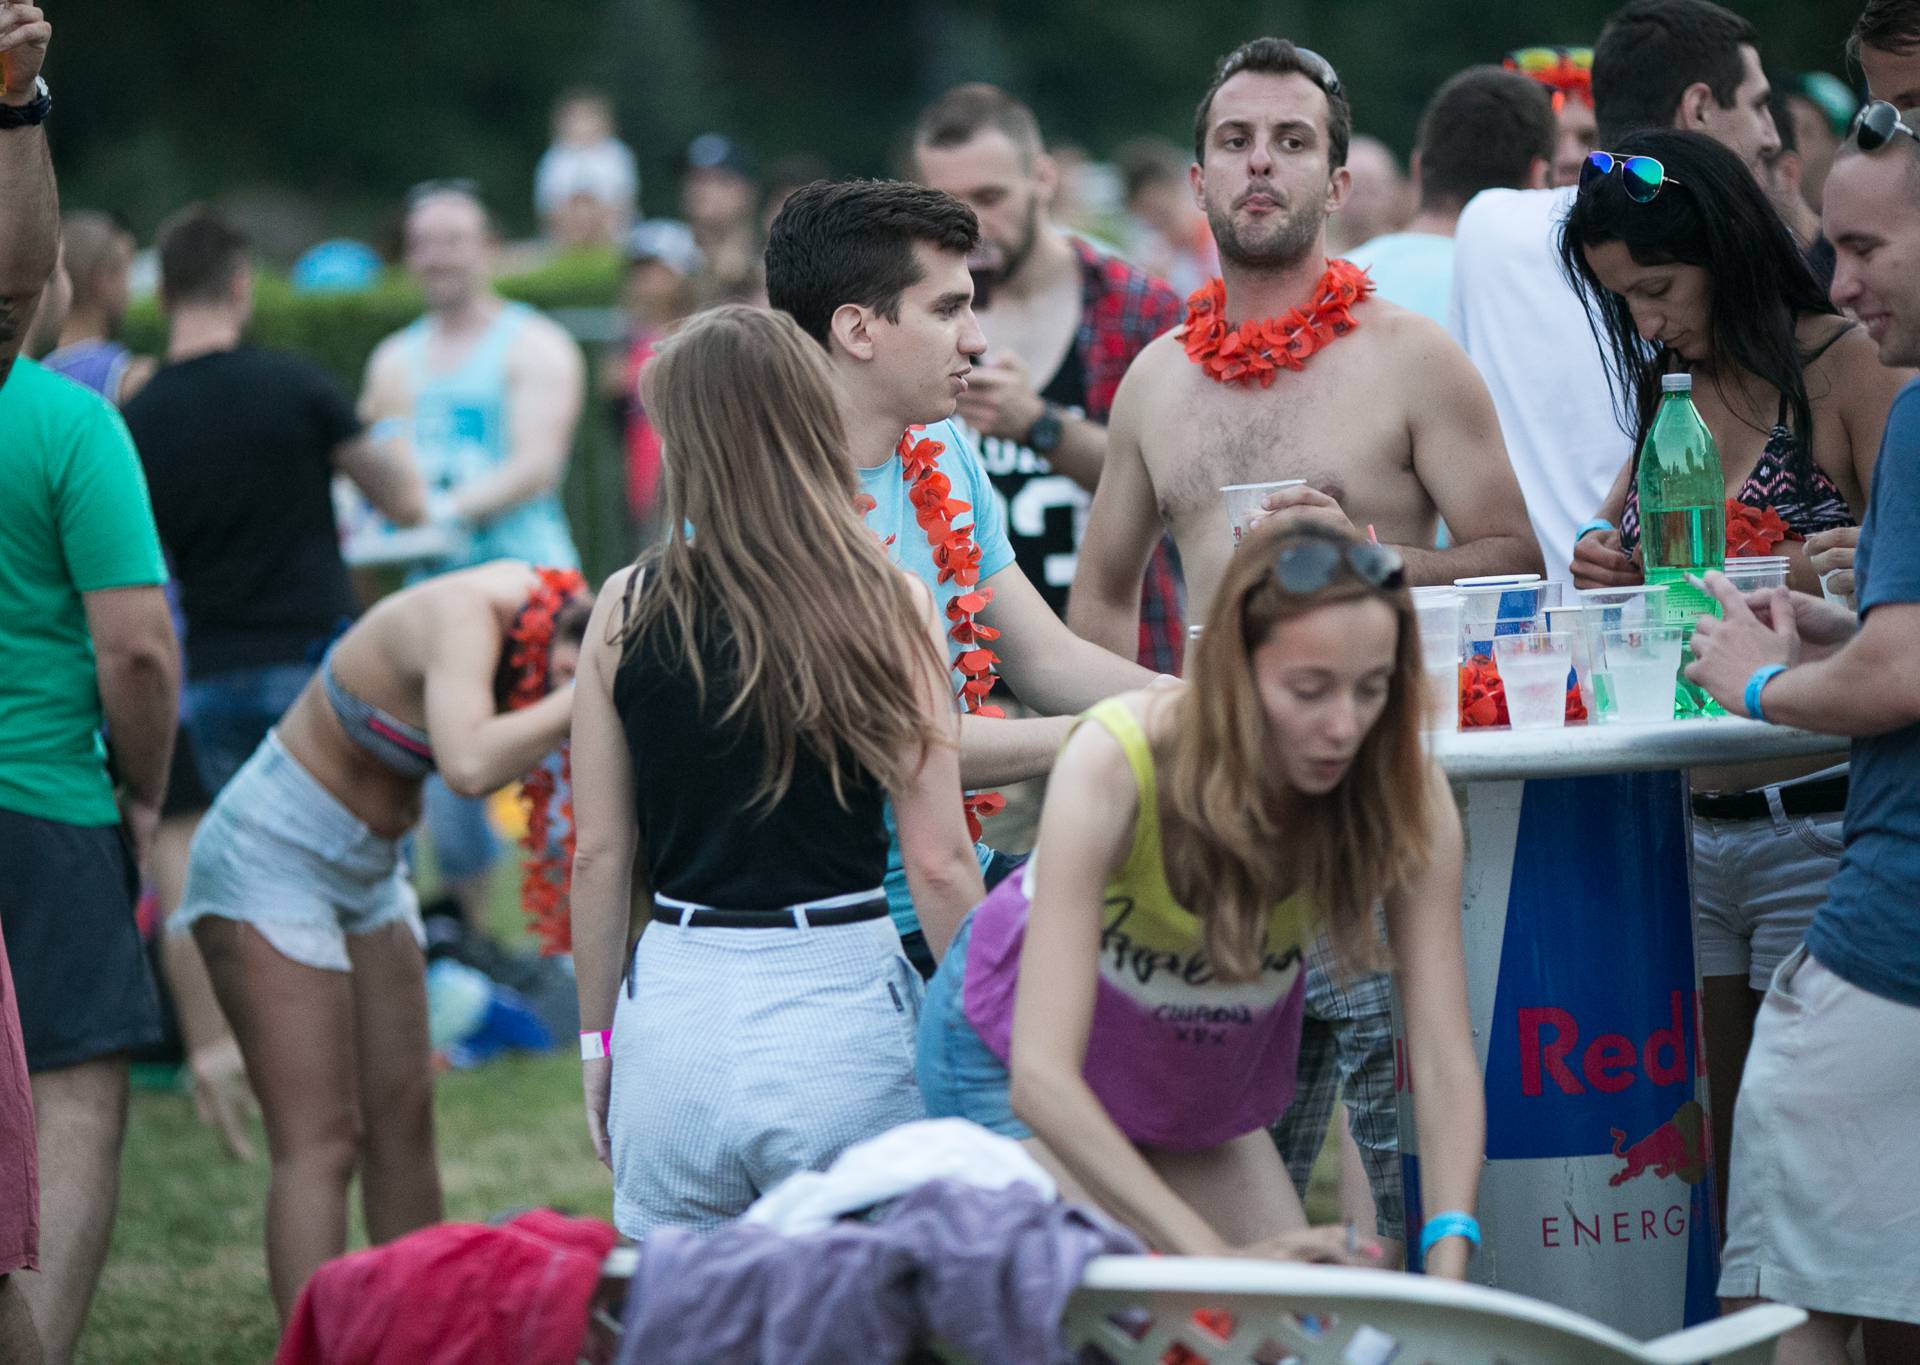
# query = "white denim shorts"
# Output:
<box><xmin>1719</xmin><ymin>944</ymin><xmax>1920</xmax><ymax>1324</ymax></box>
<box><xmin>174</xmin><ymin>730</ymin><xmax>424</xmax><ymax>972</ymax></box>
<box><xmin>1693</xmin><ymin>785</ymin><xmax>1845</xmax><ymax>990</ymax></box>
<box><xmin>607</xmin><ymin>913</ymin><xmax>926</xmax><ymax>1236</ymax></box>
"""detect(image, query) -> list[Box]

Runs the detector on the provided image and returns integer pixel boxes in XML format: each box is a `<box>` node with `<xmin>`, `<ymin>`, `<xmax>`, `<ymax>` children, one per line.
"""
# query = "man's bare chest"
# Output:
<box><xmin>1138</xmin><ymin>368</ymin><xmax>1414</xmax><ymax>520</ymax></box>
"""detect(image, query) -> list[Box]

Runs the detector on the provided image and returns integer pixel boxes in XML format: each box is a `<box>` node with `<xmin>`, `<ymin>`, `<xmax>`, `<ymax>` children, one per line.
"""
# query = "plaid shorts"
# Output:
<box><xmin>1269</xmin><ymin>934</ymin><xmax>1403</xmax><ymax>1241</ymax></box>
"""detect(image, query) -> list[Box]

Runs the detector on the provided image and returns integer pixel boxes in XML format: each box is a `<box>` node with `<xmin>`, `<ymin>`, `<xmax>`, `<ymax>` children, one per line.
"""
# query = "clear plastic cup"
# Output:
<box><xmin>1415</xmin><ymin>596</ymin><xmax>1463</xmax><ymax>733</ymax></box>
<box><xmin>1724</xmin><ymin>556</ymin><xmax>1790</xmax><ymax>593</ymax></box>
<box><xmin>1594</xmin><ymin>626</ymin><xmax>1687</xmax><ymax>724</ymax></box>
<box><xmin>1543</xmin><ymin>603</ymin><xmax>1598</xmax><ymax>719</ymax></box>
<box><xmin>1221</xmin><ymin>480</ymin><xmax>1307</xmax><ymax>545</ymax></box>
<box><xmin>1455</xmin><ymin>579</ymin><xmax>1560</xmax><ymax>660</ymax></box>
<box><xmin>1492</xmin><ymin>632</ymin><xmax>1574</xmax><ymax>730</ymax></box>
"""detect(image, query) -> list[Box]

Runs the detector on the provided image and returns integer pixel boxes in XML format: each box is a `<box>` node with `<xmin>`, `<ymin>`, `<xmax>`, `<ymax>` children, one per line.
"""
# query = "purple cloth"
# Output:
<box><xmin>617</xmin><ymin>1179</ymin><xmax>1143</xmax><ymax>1365</ymax></box>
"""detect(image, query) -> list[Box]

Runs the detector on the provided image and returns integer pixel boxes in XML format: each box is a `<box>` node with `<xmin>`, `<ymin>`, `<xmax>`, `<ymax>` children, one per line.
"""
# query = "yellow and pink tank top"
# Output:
<box><xmin>961</xmin><ymin>699</ymin><xmax>1313</xmax><ymax>1150</ymax></box>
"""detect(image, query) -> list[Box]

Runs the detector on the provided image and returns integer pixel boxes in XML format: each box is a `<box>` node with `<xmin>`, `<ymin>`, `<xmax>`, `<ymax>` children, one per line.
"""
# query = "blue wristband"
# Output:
<box><xmin>1574</xmin><ymin>518</ymin><xmax>1616</xmax><ymax>549</ymax></box>
<box><xmin>1418</xmin><ymin>1211</ymin><xmax>1481</xmax><ymax>1259</ymax></box>
<box><xmin>1744</xmin><ymin>663</ymin><xmax>1788</xmax><ymax>722</ymax></box>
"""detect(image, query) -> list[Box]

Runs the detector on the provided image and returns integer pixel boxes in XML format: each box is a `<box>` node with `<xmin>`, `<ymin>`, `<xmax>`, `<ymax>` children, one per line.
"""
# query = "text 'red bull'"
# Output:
<box><xmin>1517</xmin><ymin>991</ymin><xmax>1705</xmax><ymax>1096</ymax></box>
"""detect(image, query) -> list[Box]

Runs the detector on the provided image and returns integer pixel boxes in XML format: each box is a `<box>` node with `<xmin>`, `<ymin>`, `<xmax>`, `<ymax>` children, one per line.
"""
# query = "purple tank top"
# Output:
<box><xmin>40</xmin><ymin>339</ymin><xmax>132</xmax><ymax>404</ymax></box>
<box><xmin>958</xmin><ymin>702</ymin><xmax>1310</xmax><ymax>1151</ymax></box>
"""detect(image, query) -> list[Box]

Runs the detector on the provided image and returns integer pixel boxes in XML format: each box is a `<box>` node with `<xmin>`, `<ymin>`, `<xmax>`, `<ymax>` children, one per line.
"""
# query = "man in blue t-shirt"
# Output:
<box><xmin>767</xmin><ymin>179</ymin><xmax>1159</xmax><ymax>974</ymax></box>
<box><xmin>1686</xmin><ymin>127</ymin><xmax>1920</xmax><ymax>1360</ymax></box>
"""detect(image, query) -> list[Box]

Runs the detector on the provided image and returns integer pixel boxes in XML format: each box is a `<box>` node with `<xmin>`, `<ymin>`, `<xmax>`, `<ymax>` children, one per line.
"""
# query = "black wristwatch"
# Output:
<box><xmin>1025</xmin><ymin>402</ymin><xmax>1065</xmax><ymax>455</ymax></box>
<box><xmin>0</xmin><ymin>78</ymin><xmax>50</xmax><ymax>130</ymax></box>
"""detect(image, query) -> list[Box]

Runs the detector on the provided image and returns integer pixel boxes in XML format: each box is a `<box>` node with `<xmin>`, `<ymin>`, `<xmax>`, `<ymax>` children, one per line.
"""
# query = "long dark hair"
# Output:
<box><xmin>1559</xmin><ymin>129</ymin><xmax>1837</xmax><ymax>461</ymax></box>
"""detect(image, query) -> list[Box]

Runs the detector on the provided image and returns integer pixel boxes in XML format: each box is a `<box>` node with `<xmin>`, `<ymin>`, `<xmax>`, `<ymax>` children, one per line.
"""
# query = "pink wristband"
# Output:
<box><xmin>579</xmin><ymin>1029</ymin><xmax>611</xmax><ymax>1061</ymax></box>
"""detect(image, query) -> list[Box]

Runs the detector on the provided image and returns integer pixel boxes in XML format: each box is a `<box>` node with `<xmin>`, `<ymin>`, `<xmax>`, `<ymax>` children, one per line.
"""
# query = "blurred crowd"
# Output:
<box><xmin>3</xmin><ymin>1</ymin><xmax>1920</xmax><ymax>1363</ymax></box>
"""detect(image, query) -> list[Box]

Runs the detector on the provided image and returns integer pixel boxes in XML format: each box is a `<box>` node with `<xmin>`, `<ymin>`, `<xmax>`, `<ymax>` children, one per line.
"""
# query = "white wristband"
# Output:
<box><xmin>579</xmin><ymin>1029</ymin><xmax>611</xmax><ymax>1061</ymax></box>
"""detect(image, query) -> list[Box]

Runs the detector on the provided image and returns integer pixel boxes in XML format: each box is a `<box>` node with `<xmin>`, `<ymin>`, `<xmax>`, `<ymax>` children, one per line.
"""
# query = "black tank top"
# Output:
<box><xmin>611</xmin><ymin>572</ymin><xmax>889</xmax><ymax>910</ymax></box>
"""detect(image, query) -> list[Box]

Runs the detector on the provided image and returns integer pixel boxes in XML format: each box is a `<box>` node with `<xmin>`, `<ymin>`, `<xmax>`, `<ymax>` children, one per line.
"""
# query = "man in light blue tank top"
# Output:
<box><xmin>362</xmin><ymin>184</ymin><xmax>587</xmax><ymax>934</ymax></box>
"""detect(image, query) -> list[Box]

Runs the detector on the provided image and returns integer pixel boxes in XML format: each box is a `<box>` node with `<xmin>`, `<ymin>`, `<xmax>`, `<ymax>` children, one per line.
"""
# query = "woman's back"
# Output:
<box><xmin>613</xmin><ymin>571</ymin><xmax>889</xmax><ymax>910</ymax></box>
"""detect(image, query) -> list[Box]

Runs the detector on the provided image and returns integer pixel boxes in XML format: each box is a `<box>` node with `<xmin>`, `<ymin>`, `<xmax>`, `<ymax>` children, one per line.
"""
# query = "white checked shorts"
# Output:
<box><xmin>607</xmin><ymin>912</ymin><xmax>927</xmax><ymax>1236</ymax></box>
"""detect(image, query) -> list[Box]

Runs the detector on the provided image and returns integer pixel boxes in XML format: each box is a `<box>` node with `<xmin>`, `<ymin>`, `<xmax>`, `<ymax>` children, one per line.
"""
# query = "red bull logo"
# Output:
<box><xmin>1517</xmin><ymin>990</ymin><xmax>1705</xmax><ymax>1096</ymax></box>
<box><xmin>1608</xmin><ymin>1100</ymin><xmax>1709</xmax><ymax>1187</ymax></box>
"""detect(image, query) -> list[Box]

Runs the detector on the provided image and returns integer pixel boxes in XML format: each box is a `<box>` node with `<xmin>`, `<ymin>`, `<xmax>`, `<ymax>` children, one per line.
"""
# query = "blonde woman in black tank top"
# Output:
<box><xmin>569</xmin><ymin>307</ymin><xmax>986</xmax><ymax>1233</ymax></box>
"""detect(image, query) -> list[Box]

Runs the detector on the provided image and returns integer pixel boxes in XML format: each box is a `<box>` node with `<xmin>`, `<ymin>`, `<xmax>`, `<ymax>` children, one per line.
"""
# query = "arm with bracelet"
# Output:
<box><xmin>568</xmin><ymin>574</ymin><xmax>648</xmax><ymax>1168</ymax></box>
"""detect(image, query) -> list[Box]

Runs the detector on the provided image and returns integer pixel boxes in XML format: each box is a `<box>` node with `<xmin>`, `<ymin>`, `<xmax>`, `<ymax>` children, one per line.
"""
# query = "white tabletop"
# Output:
<box><xmin>1429</xmin><ymin>717</ymin><xmax>1847</xmax><ymax>782</ymax></box>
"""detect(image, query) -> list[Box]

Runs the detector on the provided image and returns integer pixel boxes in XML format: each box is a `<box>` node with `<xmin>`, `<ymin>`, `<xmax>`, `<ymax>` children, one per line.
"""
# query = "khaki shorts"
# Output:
<box><xmin>1718</xmin><ymin>944</ymin><xmax>1920</xmax><ymax>1323</ymax></box>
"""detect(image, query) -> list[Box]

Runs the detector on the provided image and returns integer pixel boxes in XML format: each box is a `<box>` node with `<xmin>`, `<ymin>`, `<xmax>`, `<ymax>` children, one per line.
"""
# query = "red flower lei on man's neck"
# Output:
<box><xmin>1181</xmin><ymin>259</ymin><xmax>1374</xmax><ymax>387</ymax></box>
<box><xmin>857</xmin><ymin>429</ymin><xmax>1006</xmax><ymax>842</ymax></box>
<box><xmin>506</xmin><ymin>566</ymin><xmax>587</xmax><ymax>955</ymax></box>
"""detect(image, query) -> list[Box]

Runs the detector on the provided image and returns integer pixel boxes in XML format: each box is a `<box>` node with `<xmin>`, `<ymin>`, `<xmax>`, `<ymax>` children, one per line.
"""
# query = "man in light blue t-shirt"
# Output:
<box><xmin>1685</xmin><ymin>132</ymin><xmax>1920</xmax><ymax>1360</ymax></box>
<box><xmin>767</xmin><ymin>179</ymin><xmax>1158</xmax><ymax>974</ymax></box>
<box><xmin>1347</xmin><ymin>67</ymin><xmax>1554</xmax><ymax>324</ymax></box>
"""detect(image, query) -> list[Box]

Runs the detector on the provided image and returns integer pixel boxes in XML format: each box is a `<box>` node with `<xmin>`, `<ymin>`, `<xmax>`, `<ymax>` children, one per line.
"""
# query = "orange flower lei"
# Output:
<box><xmin>1725</xmin><ymin>499</ymin><xmax>1790</xmax><ymax>558</ymax></box>
<box><xmin>892</xmin><ymin>427</ymin><xmax>1006</xmax><ymax>842</ymax></box>
<box><xmin>505</xmin><ymin>566</ymin><xmax>587</xmax><ymax>955</ymax></box>
<box><xmin>1182</xmin><ymin>260</ymin><xmax>1374</xmax><ymax>387</ymax></box>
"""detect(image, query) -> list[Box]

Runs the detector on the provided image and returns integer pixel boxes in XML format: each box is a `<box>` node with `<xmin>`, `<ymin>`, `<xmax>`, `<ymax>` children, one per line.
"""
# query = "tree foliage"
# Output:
<box><xmin>51</xmin><ymin>0</ymin><xmax>1863</xmax><ymax>245</ymax></box>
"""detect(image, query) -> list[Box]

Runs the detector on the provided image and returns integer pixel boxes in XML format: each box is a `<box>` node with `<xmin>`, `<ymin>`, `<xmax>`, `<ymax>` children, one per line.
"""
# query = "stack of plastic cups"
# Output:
<box><xmin>1722</xmin><ymin>556</ymin><xmax>1790</xmax><ymax>593</ymax></box>
<box><xmin>1412</xmin><ymin>588</ymin><xmax>1463</xmax><ymax>733</ymax></box>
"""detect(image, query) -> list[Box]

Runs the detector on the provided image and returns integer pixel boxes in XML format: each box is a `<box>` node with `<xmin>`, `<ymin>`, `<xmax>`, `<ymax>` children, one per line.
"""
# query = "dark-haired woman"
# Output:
<box><xmin>1560</xmin><ymin>129</ymin><xmax>1915</xmax><ymax>1228</ymax></box>
<box><xmin>569</xmin><ymin>306</ymin><xmax>987</xmax><ymax>1236</ymax></box>
<box><xmin>917</xmin><ymin>522</ymin><xmax>1484</xmax><ymax>1277</ymax></box>
<box><xmin>176</xmin><ymin>560</ymin><xmax>591</xmax><ymax>1320</ymax></box>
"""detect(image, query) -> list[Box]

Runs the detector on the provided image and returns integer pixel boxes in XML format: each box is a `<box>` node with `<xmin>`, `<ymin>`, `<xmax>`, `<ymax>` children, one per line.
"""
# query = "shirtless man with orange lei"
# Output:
<box><xmin>1070</xmin><ymin>38</ymin><xmax>1541</xmax><ymax>1255</ymax></box>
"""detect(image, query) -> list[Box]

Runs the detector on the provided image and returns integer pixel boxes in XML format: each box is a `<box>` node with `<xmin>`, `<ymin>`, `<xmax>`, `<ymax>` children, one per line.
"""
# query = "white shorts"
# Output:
<box><xmin>175</xmin><ymin>731</ymin><xmax>424</xmax><ymax>972</ymax></box>
<box><xmin>1718</xmin><ymin>944</ymin><xmax>1920</xmax><ymax>1324</ymax></box>
<box><xmin>607</xmin><ymin>913</ymin><xmax>927</xmax><ymax>1236</ymax></box>
<box><xmin>1693</xmin><ymin>800</ymin><xmax>1843</xmax><ymax>991</ymax></box>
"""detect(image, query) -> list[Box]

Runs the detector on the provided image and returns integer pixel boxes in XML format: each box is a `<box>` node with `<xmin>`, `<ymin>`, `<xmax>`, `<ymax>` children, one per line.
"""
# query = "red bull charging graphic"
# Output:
<box><xmin>1396</xmin><ymin>770</ymin><xmax>1720</xmax><ymax>1337</ymax></box>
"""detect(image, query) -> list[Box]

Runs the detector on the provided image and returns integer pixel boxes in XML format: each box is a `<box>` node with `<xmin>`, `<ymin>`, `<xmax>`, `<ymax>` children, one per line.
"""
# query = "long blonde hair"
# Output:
<box><xmin>1162</xmin><ymin>521</ymin><xmax>1434</xmax><ymax>982</ymax></box>
<box><xmin>620</xmin><ymin>304</ymin><xmax>948</xmax><ymax>807</ymax></box>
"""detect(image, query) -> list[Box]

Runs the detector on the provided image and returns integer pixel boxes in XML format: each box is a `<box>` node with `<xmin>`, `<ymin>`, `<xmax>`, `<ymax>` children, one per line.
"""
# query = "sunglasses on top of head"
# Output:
<box><xmin>1848</xmin><ymin>100</ymin><xmax>1920</xmax><ymax>153</ymax></box>
<box><xmin>1271</xmin><ymin>537</ymin><xmax>1405</xmax><ymax>596</ymax></box>
<box><xmin>1578</xmin><ymin>151</ymin><xmax>1683</xmax><ymax>204</ymax></box>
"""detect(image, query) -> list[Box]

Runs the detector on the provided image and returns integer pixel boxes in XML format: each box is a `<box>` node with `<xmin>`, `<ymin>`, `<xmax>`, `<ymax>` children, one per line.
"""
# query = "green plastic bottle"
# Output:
<box><xmin>1637</xmin><ymin>372</ymin><xmax>1725</xmax><ymax>715</ymax></box>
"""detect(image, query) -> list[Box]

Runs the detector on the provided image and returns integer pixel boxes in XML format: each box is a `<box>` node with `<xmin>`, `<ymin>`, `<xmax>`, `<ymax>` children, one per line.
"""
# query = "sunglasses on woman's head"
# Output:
<box><xmin>1272</xmin><ymin>538</ymin><xmax>1405</xmax><ymax>596</ymax></box>
<box><xmin>1848</xmin><ymin>100</ymin><xmax>1920</xmax><ymax>154</ymax></box>
<box><xmin>1579</xmin><ymin>151</ymin><xmax>1682</xmax><ymax>204</ymax></box>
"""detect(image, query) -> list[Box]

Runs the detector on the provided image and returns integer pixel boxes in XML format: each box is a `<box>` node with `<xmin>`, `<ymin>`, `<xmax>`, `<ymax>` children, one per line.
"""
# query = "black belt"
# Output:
<box><xmin>649</xmin><ymin>897</ymin><xmax>889</xmax><ymax>930</ymax></box>
<box><xmin>1691</xmin><ymin>775</ymin><xmax>1849</xmax><ymax>822</ymax></box>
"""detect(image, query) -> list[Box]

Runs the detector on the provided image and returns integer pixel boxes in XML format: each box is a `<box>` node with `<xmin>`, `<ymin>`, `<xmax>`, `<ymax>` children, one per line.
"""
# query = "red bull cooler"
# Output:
<box><xmin>1396</xmin><ymin>721</ymin><xmax>1842</xmax><ymax>1335</ymax></box>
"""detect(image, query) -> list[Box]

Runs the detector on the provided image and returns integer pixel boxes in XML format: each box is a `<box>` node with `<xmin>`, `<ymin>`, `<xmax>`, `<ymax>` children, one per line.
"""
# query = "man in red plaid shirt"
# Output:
<box><xmin>913</xmin><ymin>84</ymin><xmax>1188</xmax><ymax>675</ymax></box>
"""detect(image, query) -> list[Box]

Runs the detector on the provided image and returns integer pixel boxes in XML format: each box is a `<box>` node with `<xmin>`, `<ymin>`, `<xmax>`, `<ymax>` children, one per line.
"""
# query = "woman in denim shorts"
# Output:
<box><xmin>175</xmin><ymin>560</ymin><xmax>591</xmax><ymax>1321</ymax></box>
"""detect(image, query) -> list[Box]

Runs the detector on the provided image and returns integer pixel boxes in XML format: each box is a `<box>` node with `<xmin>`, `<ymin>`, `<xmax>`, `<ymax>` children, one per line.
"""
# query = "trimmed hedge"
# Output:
<box><xmin>122</xmin><ymin>248</ymin><xmax>625</xmax><ymax>389</ymax></box>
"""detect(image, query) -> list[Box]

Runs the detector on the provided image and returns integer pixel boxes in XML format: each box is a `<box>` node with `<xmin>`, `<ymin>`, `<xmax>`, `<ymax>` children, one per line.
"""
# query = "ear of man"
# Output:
<box><xmin>829</xmin><ymin>302</ymin><xmax>876</xmax><ymax>362</ymax></box>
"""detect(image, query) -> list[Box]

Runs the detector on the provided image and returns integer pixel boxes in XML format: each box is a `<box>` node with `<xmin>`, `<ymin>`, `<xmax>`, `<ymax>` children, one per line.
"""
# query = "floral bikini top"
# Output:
<box><xmin>1620</xmin><ymin>336</ymin><xmax>1854</xmax><ymax>556</ymax></box>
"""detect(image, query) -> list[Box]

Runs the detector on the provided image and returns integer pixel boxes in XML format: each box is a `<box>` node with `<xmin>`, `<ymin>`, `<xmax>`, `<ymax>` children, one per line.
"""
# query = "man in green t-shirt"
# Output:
<box><xmin>0</xmin><ymin>7</ymin><xmax>59</xmax><ymax>1361</ymax></box>
<box><xmin>0</xmin><ymin>14</ymin><xmax>183</xmax><ymax>1345</ymax></box>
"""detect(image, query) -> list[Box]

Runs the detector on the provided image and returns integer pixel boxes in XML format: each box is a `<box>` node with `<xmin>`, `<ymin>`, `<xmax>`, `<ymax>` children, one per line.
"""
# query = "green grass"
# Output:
<box><xmin>81</xmin><ymin>842</ymin><xmax>1342</xmax><ymax>1362</ymax></box>
<box><xmin>87</xmin><ymin>1053</ymin><xmax>612</xmax><ymax>1365</ymax></box>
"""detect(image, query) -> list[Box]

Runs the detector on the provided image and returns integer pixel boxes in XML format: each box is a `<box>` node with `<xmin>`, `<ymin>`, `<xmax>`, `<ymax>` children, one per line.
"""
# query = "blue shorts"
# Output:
<box><xmin>185</xmin><ymin>660</ymin><xmax>317</xmax><ymax>796</ymax></box>
<box><xmin>914</xmin><ymin>912</ymin><xmax>1031</xmax><ymax>1141</ymax></box>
